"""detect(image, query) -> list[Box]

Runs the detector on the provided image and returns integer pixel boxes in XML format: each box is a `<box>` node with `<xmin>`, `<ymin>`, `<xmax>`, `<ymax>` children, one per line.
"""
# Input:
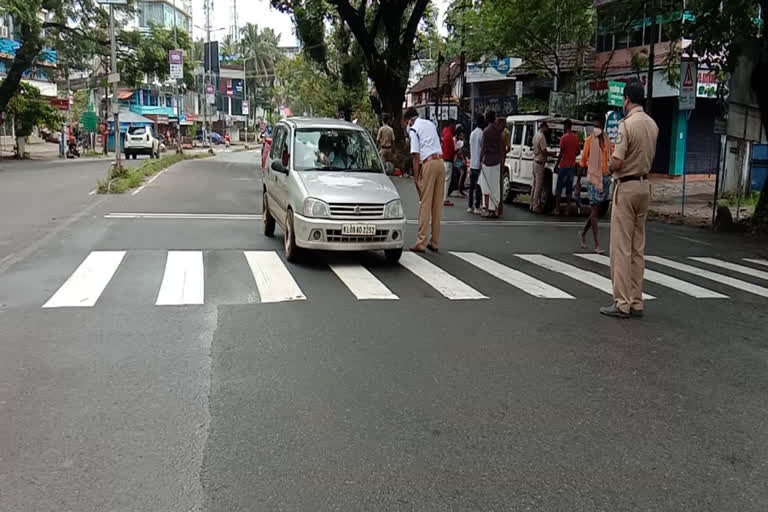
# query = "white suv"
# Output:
<box><xmin>124</xmin><ymin>125</ymin><xmax>160</xmax><ymax>159</ymax></box>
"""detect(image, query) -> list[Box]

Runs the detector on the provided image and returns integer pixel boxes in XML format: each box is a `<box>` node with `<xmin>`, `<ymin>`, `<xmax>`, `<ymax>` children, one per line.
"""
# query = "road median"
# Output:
<box><xmin>97</xmin><ymin>153</ymin><xmax>213</xmax><ymax>194</ymax></box>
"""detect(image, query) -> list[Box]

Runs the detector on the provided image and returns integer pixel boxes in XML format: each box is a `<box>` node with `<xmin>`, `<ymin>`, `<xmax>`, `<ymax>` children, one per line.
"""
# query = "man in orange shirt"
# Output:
<box><xmin>554</xmin><ymin>119</ymin><xmax>580</xmax><ymax>215</ymax></box>
<box><xmin>578</xmin><ymin>118</ymin><xmax>612</xmax><ymax>253</ymax></box>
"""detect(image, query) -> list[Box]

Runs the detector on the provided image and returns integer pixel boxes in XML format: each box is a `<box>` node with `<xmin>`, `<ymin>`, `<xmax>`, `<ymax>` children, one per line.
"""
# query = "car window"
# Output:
<box><xmin>511</xmin><ymin>123</ymin><xmax>523</xmax><ymax>146</ymax></box>
<box><xmin>128</xmin><ymin>127</ymin><xmax>146</xmax><ymax>135</ymax></box>
<box><xmin>270</xmin><ymin>127</ymin><xmax>285</xmax><ymax>159</ymax></box>
<box><xmin>293</xmin><ymin>128</ymin><xmax>383</xmax><ymax>172</ymax></box>
<box><xmin>523</xmin><ymin>123</ymin><xmax>535</xmax><ymax>147</ymax></box>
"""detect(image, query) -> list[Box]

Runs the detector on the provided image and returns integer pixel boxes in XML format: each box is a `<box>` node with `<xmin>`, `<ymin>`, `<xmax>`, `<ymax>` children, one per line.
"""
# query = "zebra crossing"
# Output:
<box><xmin>41</xmin><ymin>250</ymin><xmax>768</xmax><ymax>308</ymax></box>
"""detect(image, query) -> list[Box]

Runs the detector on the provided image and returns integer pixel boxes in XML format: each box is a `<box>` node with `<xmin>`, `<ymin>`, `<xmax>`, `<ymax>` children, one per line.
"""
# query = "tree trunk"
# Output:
<box><xmin>0</xmin><ymin>23</ymin><xmax>43</xmax><ymax>113</ymax></box>
<box><xmin>379</xmin><ymin>83</ymin><xmax>410</xmax><ymax>173</ymax></box>
<box><xmin>16</xmin><ymin>136</ymin><xmax>28</xmax><ymax>159</ymax></box>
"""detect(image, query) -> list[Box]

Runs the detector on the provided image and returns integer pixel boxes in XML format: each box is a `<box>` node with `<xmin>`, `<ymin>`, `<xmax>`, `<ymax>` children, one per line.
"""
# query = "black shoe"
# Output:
<box><xmin>600</xmin><ymin>303</ymin><xmax>629</xmax><ymax>319</ymax></box>
<box><xmin>630</xmin><ymin>308</ymin><xmax>644</xmax><ymax>318</ymax></box>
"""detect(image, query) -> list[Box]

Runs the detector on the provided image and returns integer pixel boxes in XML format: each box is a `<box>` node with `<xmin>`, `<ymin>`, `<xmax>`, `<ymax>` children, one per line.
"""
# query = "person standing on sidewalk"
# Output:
<box><xmin>407</xmin><ymin>107</ymin><xmax>445</xmax><ymax>253</ymax></box>
<box><xmin>530</xmin><ymin>122</ymin><xmax>550</xmax><ymax>213</ymax></box>
<box><xmin>479</xmin><ymin>110</ymin><xmax>504</xmax><ymax>218</ymax></box>
<box><xmin>467</xmin><ymin>113</ymin><xmax>485</xmax><ymax>214</ymax></box>
<box><xmin>447</xmin><ymin>126</ymin><xmax>467</xmax><ymax>198</ymax></box>
<box><xmin>377</xmin><ymin>113</ymin><xmax>395</xmax><ymax>173</ymax></box>
<box><xmin>553</xmin><ymin>119</ymin><xmax>580</xmax><ymax>215</ymax></box>
<box><xmin>600</xmin><ymin>79</ymin><xmax>659</xmax><ymax>319</ymax></box>
<box><xmin>441</xmin><ymin>119</ymin><xmax>457</xmax><ymax>207</ymax></box>
<box><xmin>579</xmin><ymin>118</ymin><xmax>612</xmax><ymax>253</ymax></box>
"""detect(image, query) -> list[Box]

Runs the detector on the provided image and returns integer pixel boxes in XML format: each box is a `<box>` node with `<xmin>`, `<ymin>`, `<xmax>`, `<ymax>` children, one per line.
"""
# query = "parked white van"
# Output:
<box><xmin>502</xmin><ymin>115</ymin><xmax>599</xmax><ymax>213</ymax></box>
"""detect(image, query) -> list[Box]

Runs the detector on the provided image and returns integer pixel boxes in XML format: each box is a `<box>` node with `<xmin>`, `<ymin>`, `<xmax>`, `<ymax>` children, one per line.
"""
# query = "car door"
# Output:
<box><xmin>508</xmin><ymin>121</ymin><xmax>525</xmax><ymax>188</ymax></box>
<box><xmin>518</xmin><ymin>122</ymin><xmax>536</xmax><ymax>189</ymax></box>
<box><xmin>265</xmin><ymin>125</ymin><xmax>290</xmax><ymax>223</ymax></box>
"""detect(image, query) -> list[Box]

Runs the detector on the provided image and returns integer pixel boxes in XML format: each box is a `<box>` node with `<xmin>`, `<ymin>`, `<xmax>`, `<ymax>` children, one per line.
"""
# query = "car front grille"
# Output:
<box><xmin>328</xmin><ymin>203</ymin><xmax>385</xmax><ymax>218</ymax></box>
<box><xmin>325</xmin><ymin>229</ymin><xmax>389</xmax><ymax>243</ymax></box>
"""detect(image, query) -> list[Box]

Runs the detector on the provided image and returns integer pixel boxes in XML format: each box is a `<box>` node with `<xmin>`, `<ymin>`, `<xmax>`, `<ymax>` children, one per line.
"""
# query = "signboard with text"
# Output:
<box><xmin>607</xmin><ymin>81</ymin><xmax>625</xmax><ymax>107</ymax></box>
<box><xmin>205</xmin><ymin>84</ymin><xmax>215</xmax><ymax>105</ymax></box>
<box><xmin>679</xmin><ymin>60</ymin><xmax>697</xmax><ymax>110</ymax></box>
<box><xmin>169</xmin><ymin>49</ymin><xmax>183</xmax><ymax>80</ymax></box>
<box><xmin>242</xmin><ymin>100</ymin><xmax>249</xmax><ymax>115</ymax></box>
<box><xmin>605</xmin><ymin>110</ymin><xmax>622</xmax><ymax>144</ymax></box>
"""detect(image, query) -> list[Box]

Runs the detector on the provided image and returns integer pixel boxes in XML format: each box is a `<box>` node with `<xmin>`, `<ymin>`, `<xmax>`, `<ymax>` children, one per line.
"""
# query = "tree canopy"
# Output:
<box><xmin>5</xmin><ymin>82</ymin><xmax>64</xmax><ymax>137</ymax></box>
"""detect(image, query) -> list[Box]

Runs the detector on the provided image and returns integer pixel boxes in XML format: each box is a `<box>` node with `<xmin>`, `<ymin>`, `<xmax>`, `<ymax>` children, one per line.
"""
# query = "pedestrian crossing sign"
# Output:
<box><xmin>679</xmin><ymin>60</ymin><xmax>697</xmax><ymax>111</ymax></box>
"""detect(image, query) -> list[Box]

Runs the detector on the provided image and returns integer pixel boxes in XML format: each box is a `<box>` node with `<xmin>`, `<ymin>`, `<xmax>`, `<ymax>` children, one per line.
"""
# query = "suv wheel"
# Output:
<box><xmin>263</xmin><ymin>189</ymin><xmax>275</xmax><ymax>237</ymax></box>
<box><xmin>284</xmin><ymin>210</ymin><xmax>301</xmax><ymax>263</ymax></box>
<box><xmin>384</xmin><ymin>248</ymin><xmax>402</xmax><ymax>264</ymax></box>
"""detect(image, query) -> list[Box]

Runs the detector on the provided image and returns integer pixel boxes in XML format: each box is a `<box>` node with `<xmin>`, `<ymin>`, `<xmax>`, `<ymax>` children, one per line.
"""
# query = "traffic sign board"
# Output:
<box><xmin>80</xmin><ymin>111</ymin><xmax>99</xmax><ymax>132</ymax></box>
<box><xmin>679</xmin><ymin>60</ymin><xmax>697</xmax><ymax>111</ymax></box>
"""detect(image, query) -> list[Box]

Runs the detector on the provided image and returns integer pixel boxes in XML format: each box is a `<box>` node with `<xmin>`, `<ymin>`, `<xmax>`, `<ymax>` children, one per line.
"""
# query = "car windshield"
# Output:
<box><xmin>293</xmin><ymin>128</ymin><xmax>384</xmax><ymax>172</ymax></box>
<box><xmin>128</xmin><ymin>127</ymin><xmax>146</xmax><ymax>135</ymax></box>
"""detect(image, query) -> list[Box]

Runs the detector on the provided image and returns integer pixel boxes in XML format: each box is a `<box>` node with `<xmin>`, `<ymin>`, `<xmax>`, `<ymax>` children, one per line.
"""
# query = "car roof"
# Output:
<box><xmin>505</xmin><ymin>115</ymin><xmax>592</xmax><ymax>126</ymax></box>
<box><xmin>281</xmin><ymin>117</ymin><xmax>366</xmax><ymax>131</ymax></box>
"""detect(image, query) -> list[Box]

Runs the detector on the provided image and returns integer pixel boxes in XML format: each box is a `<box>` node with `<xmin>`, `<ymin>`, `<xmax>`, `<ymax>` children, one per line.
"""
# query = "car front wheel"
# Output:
<box><xmin>384</xmin><ymin>248</ymin><xmax>402</xmax><ymax>264</ymax></box>
<box><xmin>263</xmin><ymin>190</ymin><xmax>275</xmax><ymax>237</ymax></box>
<box><xmin>284</xmin><ymin>210</ymin><xmax>301</xmax><ymax>263</ymax></box>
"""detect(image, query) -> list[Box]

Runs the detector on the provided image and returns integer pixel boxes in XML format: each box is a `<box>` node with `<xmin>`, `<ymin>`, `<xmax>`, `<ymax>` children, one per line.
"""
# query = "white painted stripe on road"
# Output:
<box><xmin>43</xmin><ymin>251</ymin><xmax>125</xmax><ymax>308</ymax></box>
<box><xmin>105</xmin><ymin>212</ymin><xmax>263</xmax><ymax>220</ymax></box>
<box><xmin>88</xmin><ymin>188</ymin><xmax>97</xmax><ymax>195</ymax></box>
<box><xmin>690</xmin><ymin>257</ymin><xmax>768</xmax><ymax>281</ymax></box>
<box><xmin>452</xmin><ymin>251</ymin><xmax>574</xmax><ymax>299</ymax></box>
<box><xmin>576</xmin><ymin>253</ymin><xmax>728</xmax><ymax>299</ymax></box>
<box><xmin>516</xmin><ymin>254</ymin><xmax>655</xmax><ymax>300</ymax></box>
<box><xmin>399</xmin><ymin>252</ymin><xmax>487</xmax><ymax>300</ymax></box>
<box><xmin>131</xmin><ymin>169</ymin><xmax>168</xmax><ymax>196</ymax></box>
<box><xmin>329</xmin><ymin>264</ymin><xmax>398</xmax><ymax>300</ymax></box>
<box><xmin>647</xmin><ymin>256</ymin><xmax>768</xmax><ymax>298</ymax></box>
<box><xmin>744</xmin><ymin>258</ymin><xmax>768</xmax><ymax>268</ymax></box>
<box><xmin>155</xmin><ymin>251</ymin><xmax>205</xmax><ymax>305</ymax></box>
<box><xmin>243</xmin><ymin>251</ymin><xmax>306</xmax><ymax>303</ymax></box>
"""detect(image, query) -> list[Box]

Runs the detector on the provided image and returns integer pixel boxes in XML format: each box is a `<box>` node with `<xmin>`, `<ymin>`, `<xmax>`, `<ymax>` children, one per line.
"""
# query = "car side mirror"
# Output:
<box><xmin>271</xmin><ymin>160</ymin><xmax>288</xmax><ymax>174</ymax></box>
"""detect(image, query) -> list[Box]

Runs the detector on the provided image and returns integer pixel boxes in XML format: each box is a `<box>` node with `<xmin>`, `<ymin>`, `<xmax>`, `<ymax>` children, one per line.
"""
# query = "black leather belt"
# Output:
<box><xmin>618</xmin><ymin>174</ymin><xmax>648</xmax><ymax>183</ymax></box>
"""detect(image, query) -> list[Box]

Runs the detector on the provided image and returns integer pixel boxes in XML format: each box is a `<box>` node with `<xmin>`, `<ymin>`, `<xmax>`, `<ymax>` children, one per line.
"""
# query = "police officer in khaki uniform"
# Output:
<box><xmin>530</xmin><ymin>122</ymin><xmax>550</xmax><ymax>213</ymax></box>
<box><xmin>600</xmin><ymin>79</ymin><xmax>659</xmax><ymax>319</ymax></box>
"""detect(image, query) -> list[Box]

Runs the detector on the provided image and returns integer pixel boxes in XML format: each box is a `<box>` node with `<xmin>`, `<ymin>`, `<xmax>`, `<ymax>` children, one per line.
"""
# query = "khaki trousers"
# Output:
<box><xmin>531</xmin><ymin>162</ymin><xmax>546</xmax><ymax>212</ymax></box>
<box><xmin>609</xmin><ymin>179</ymin><xmax>650</xmax><ymax>313</ymax></box>
<box><xmin>417</xmin><ymin>158</ymin><xmax>445</xmax><ymax>248</ymax></box>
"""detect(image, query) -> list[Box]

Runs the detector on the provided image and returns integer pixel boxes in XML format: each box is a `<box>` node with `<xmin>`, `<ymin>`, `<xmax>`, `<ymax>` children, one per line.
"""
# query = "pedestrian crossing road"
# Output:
<box><xmin>39</xmin><ymin>250</ymin><xmax>768</xmax><ymax>308</ymax></box>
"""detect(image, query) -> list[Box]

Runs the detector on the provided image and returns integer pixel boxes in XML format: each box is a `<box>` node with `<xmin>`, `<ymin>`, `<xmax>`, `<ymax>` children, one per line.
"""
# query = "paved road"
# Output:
<box><xmin>1</xmin><ymin>150</ymin><xmax>767</xmax><ymax>511</ymax></box>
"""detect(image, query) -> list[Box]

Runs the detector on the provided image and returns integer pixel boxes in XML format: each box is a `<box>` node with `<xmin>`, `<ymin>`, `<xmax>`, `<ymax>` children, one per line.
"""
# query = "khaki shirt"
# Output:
<box><xmin>532</xmin><ymin>130</ymin><xmax>548</xmax><ymax>164</ymax></box>
<box><xmin>612</xmin><ymin>106</ymin><xmax>659</xmax><ymax>178</ymax></box>
<box><xmin>377</xmin><ymin>124</ymin><xmax>394</xmax><ymax>148</ymax></box>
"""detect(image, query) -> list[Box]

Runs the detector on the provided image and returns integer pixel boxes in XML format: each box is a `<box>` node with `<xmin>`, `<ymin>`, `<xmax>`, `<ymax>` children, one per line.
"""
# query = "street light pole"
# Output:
<box><xmin>109</xmin><ymin>4</ymin><xmax>121</xmax><ymax>173</ymax></box>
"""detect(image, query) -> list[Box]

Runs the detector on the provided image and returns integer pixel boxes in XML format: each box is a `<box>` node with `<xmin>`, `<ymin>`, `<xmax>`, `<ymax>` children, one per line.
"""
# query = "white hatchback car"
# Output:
<box><xmin>124</xmin><ymin>125</ymin><xmax>160</xmax><ymax>159</ymax></box>
<box><xmin>262</xmin><ymin>117</ymin><xmax>406</xmax><ymax>263</ymax></box>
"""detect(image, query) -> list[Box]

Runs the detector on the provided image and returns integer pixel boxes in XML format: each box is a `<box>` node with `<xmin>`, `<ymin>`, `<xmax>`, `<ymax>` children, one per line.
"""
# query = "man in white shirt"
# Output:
<box><xmin>406</xmin><ymin>107</ymin><xmax>444</xmax><ymax>253</ymax></box>
<box><xmin>468</xmin><ymin>113</ymin><xmax>485</xmax><ymax>213</ymax></box>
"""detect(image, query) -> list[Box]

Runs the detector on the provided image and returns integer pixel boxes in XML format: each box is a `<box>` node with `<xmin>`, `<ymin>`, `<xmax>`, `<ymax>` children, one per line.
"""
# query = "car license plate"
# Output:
<box><xmin>341</xmin><ymin>224</ymin><xmax>376</xmax><ymax>236</ymax></box>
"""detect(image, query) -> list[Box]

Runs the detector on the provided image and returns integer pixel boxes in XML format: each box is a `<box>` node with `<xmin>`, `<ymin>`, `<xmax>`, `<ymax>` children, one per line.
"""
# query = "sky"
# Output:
<box><xmin>190</xmin><ymin>0</ymin><xmax>450</xmax><ymax>47</ymax></box>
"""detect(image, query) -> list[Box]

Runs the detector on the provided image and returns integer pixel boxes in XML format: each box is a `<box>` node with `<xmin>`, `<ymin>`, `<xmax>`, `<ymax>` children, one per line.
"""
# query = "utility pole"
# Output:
<box><xmin>435</xmin><ymin>52</ymin><xmax>443</xmax><ymax>124</ymax></box>
<box><xmin>205</xmin><ymin>0</ymin><xmax>212</xmax><ymax>148</ymax></box>
<box><xmin>109</xmin><ymin>4</ymin><xmax>121</xmax><ymax>173</ymax></box>
<box><xmin>173</xmin><ymin>0</ymin><xmax>183</xmax><ymax>153</ymax></box>
<box><xmin>646</xmin><ymin>0</ymin><xmax>657</xmax><ymax>115</ymax></box>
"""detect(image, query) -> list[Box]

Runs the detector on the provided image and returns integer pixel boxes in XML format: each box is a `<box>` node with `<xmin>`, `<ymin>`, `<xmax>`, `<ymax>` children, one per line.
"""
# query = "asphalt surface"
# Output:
<box><xmin>1</xmin><ymin>150</ymin><xmax>767</xmax><ymax>511</ymax></box>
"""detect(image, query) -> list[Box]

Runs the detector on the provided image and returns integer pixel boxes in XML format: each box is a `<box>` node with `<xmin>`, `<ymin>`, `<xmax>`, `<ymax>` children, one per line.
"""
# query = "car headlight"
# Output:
<box><xmin>303</xmin><ymin>197</ymin><xmax>330</xmax><ymax>218</ymax></box>
<box><xmin>384</xmin><ymin>199</ymin><xmax>404</xmax><ymax>219</ymax></box>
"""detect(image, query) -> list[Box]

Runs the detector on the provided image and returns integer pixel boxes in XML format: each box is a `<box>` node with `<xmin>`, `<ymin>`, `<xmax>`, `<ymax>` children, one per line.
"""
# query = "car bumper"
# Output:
<box><xmin>124</xmin><ymin>146</ymin><xmax>153</xmax><ymax>153</ymax></box>
<box><xmin>293</xmin><ymin>214</ymin><xmax>406</xmax><ymax>251</ymax></box>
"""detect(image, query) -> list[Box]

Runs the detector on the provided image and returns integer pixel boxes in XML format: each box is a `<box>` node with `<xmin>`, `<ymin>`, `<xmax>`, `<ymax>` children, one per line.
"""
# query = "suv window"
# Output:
<box><xmin>128</xmin><ymin>127</ymin><xmax>146</xmax><ymax>135</ymax></box>
<box><xmin>523</xmin><ymin>123</ymin><xmax>535</xmax><ymax>147</ymax></box>
<box><xmin>511</xmin><ymin>123</ymin><xmax>523</xmax><ymax>145</ymax></box>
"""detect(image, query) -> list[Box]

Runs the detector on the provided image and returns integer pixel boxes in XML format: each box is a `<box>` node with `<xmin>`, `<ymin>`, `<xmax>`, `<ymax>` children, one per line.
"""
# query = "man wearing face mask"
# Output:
<box><xmin>600</xmin><ymin>79</ymin><xmax>659</xmax><ymax>319</ymax></box>
<box><xmin>406</xmin><ymin>107</ymin><xmax>445</xmax><ymax>253</ymax></box>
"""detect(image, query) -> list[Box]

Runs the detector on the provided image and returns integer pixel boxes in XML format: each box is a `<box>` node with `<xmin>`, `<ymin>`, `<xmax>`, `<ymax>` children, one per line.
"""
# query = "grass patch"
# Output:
<box><xmin>97</xmin><ymin>152</ymin><xmax>213</xmax><ymax>193</ymax></box>
<box><xmin>717</xmin><ymin>191</ymin><xmax>761</xmax><ymax>208</ymax></box>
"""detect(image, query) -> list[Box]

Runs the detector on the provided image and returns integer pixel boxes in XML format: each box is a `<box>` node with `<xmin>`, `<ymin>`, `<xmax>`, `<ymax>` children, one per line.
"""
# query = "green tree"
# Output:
<box><xmin>117</xmin><ymin>25</ymin><xmax>195</xmax><ymax>88</ymax></box>
<box><xmin>5</xmin><ymin>82</ymin><xmax>64</xmax><ymax>158</ymax></box>
<box><xmin>446</xmin><ymin>0</ymin><xmax>594</xmax><ymax>91</ymax></box>
<box><xmin>0</xmin><ymin>0</ymin><xmax>116</xmax><ymax>112</ymax></box>
<box><xmin>272</xmin><ymin>0</ymin><xmax>432</xmax><ymax>141</ymax></box>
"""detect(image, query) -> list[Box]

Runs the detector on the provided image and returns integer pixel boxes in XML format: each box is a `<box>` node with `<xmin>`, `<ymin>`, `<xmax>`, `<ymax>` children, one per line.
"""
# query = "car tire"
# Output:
<box><xmin>263</xmin><ymin>189</ymin><xmax>276</xmax><ymax>237</ymax></box>
<box><xmin>284</xmin><ymin>209</ymin><xmax>301</xmax><ymax>263</ymax></box>
<box><xmin>502</xmin><ymin>169</ymin><xmax>515</xmax><ymax>204</ymax></box>
<box><xmin>384</xmin><ymin>248</ymin><xmax>403</xmax><ymax>264</ymax></box>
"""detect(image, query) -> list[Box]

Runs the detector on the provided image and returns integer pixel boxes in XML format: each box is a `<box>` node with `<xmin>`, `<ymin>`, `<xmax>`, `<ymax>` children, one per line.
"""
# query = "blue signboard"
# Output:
<box><xmin>605</xmin><ymin>110</ymin><xmax>622</xmax><ymax>144</ymax></box>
